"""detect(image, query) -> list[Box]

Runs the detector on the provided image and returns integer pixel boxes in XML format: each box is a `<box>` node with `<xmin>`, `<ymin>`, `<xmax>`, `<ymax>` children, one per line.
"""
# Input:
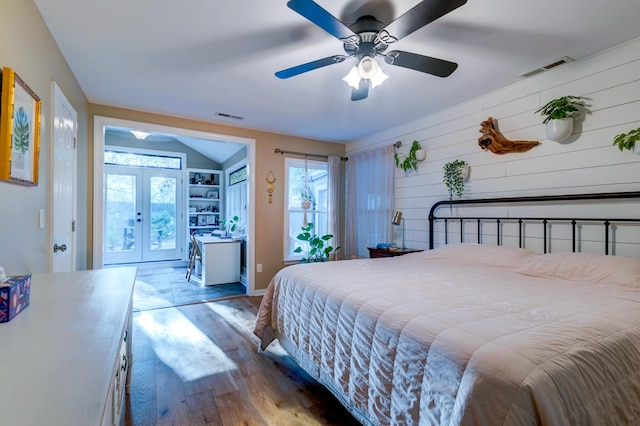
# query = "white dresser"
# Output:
<box><xmin>0</xmin><ymin>267</ymin><xmax>137</xmax><ymax>426</ymax></box>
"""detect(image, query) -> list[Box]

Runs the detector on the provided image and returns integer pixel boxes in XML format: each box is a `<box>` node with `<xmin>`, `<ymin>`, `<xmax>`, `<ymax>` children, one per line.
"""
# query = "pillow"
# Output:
<box><xmin>514</xmin><ymin>251</ymin><xmax>640</xmax><ymax>287</ymax></box>
<box><xmin>419</xmin><ymin>243</ymin><xmax>536</xmax><ymax>269</ymax></box>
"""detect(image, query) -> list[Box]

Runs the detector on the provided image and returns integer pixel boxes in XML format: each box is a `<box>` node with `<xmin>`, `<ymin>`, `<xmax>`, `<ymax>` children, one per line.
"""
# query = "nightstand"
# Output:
<box><xmin>367</xmin><ymin>247</ymin><xmax>424</xmax><ymax>258</ymax></box>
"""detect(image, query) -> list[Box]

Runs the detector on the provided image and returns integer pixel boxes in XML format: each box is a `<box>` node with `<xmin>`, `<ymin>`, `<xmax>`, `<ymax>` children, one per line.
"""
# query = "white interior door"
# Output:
<box><xmin>51</xmin><ymin>83</ymin><xmax>77</xmax><ymax>272</ymax></box>
<box><xmin>103</xmin><ymin>166</ymin><xmax>182</xmax><ymax>265</ymax></box>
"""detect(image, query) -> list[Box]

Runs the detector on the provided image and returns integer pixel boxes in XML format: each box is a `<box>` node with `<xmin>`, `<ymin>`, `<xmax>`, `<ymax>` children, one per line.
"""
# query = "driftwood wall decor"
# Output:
<box><xmin>478</xmin><ymin>117</ymin><xmax>539</xmax><ymax>154</ymax></box>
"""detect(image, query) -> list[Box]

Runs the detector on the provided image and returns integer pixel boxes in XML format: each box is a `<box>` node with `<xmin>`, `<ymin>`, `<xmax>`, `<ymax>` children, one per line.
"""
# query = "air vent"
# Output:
<box><xmin>519</xmin><ymin>56</ymin><xmax>574</xmax><ymax>78</ymax></box>
<box><xmin>215</xmin><ymin>112</ymin><xmax>244</xmax><ymax>120</ymax></box>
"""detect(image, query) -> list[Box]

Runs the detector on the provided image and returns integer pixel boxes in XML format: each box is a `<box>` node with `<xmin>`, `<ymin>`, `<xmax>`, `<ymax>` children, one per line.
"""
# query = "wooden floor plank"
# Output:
<box><xmin>125</xmin><ymin>296</ymin><xmax>359</xmax><ymax>425</ymax></box>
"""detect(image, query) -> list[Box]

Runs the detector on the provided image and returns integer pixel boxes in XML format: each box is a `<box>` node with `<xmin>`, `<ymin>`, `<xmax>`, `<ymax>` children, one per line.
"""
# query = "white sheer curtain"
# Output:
<box><xmin>328</xmin><ymin>155</ymin><xmax>341</xmax><ymax>260</ymax></box>
<box><xmin>346</xmin><ymin>145</ymin><xmax>394</xmax><ymax>258</ymax></box>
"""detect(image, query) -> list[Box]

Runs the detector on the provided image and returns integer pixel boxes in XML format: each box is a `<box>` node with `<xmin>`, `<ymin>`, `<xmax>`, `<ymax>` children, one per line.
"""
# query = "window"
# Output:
<box><xmin>225</xmin><ymin>161</ymin><xmax>247</xmax><ymax>234</ymax></box>
<box><xmin>229</xmin><ymin>166</ymin><xmax>247</xmax><ymax>185</ymax></box>
<box><xmin>104</xmin><ymin>150</ymin><xmax>182</xmax><ymax>169</ymax></box>
<box><xmin>284</xmin><ymin>157</ymin><xmax>329</xmax><ymax>261</ymax></box>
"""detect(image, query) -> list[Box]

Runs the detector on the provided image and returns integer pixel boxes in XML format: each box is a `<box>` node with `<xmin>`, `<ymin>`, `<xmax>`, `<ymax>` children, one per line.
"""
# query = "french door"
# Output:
<box><xmin>104</xmin><ymin>166</ymin><xmax>183</xmax><ymax>264</ymax></box>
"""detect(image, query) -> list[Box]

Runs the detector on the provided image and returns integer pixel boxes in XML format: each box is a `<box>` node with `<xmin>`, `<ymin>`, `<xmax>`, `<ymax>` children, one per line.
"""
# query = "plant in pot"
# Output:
<box><xmin>218</xmin><ymin>215</ymin><xmax>239</xmax><ymax>237</ymax></box>
<box><xmin>612</xmin><ymin>127</ymin><xmax>640</xmax><ymax>154</ymax></box>
<box><xmin>394</xmin><ymin>140</ymin><xmax>425</xmax><ymax>172</ymax></box>
<box><xmin>443</xmin><ymin>159</ymin><xmax>468</xmax><ymax>209</ymax></box>
<box><xmin>294</xmin><ymin>222</ymin><xmax>340</xmax><ymax>263</ymax></box>
<box><xmin>300</xmin><ymin>188</ymin><xmax>314</xmax><ymax>210</ymax></box>
<box><xmin>535</xmin><ymin>95</ymin><xmax>586</xmax><ymax>142</ymax></box>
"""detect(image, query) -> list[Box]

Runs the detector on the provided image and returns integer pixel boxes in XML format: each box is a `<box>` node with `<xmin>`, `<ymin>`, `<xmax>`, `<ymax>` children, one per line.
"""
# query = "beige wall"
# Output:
<box><xmin>0</xmin><ymin>0</ymin><xmax>88</xmax><ymax>274</ymax></box>
<box><xmin>89</xmin><ymin>104</ymin><xmax>345</xmax><ymax>291</ymax></box>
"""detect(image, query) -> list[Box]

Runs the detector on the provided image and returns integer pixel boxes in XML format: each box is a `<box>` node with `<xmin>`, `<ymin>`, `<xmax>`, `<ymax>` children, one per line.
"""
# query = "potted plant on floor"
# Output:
<box><xmin>443</xmin><ymin>159</ymin><xmax>469</xmax><ymax>209</ymax></box>
<box><xmin>612</xmin><ymin>127</ymin><xmax>640</xmax><ymax>155</ymax></box>
<box><xmin>294</xmin><ymin>223</ymin><xmax>340</xmax><ymax>263</ymax></box>
<box><xmin>535</xmin><ymin>95</ymin><xmax>587</xmax><ymax>142</ymax></box>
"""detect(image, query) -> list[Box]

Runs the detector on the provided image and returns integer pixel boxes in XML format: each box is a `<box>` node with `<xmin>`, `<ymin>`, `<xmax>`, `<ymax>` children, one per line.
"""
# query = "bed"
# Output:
<box><xmin>254</xmin><ymin>192</ymin><xmax>640</xmax><ymax>425</ymax></box>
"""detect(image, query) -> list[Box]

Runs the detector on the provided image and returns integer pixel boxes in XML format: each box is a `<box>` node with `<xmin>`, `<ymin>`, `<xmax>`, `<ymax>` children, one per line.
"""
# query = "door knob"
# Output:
<box><xmin>53</xmin><ymin>243</ymin><xmax>67</xmax><ymax>253</ymax></box>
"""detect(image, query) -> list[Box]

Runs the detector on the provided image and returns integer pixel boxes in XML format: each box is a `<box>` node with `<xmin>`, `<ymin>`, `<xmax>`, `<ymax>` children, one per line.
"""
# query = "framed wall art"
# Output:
<box><xmin>0</xmin><ymin>67</ymin><xmax>41</xmax><ymax>186</ymax></box>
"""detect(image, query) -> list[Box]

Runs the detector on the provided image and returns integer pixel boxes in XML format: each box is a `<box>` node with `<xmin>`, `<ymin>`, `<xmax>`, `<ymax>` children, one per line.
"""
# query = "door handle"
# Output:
<box><xmin>53</xmin><ymin>243</ymin><xmax>67</xmax><ymax>253</ymax></box>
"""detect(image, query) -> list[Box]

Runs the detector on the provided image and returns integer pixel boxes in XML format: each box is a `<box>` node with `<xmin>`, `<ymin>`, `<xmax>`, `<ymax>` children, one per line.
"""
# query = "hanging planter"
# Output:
<box><xmin>535</xmin><ymin>95</ymin><xmax>587</xmax><ymax>142</ymax></box>
<box><xmin>612</xmin><ymin>127</ymin><xmax>640</xmax><ymax>155</ymax></box>
<box><xmin>545</xmin><ymin>117</ymin><xmax>573</xmax><ymax>142</ymax></box>
<box><xmin>443</xmin><ymin>159</ymin><xmax>469</xmax><ymax>210</ymax></box>
<box><xmin>394</xmin><ymin>140</ymin><xmax>425</xmax><ymax>172</ymax></box>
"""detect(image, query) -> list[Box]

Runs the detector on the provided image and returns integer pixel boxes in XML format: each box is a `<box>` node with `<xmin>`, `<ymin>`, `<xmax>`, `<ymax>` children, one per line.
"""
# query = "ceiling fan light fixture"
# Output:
<box><xmin>357</xmin><ymin>55</ymin><xmax>379</xmax><ymax>79</ymax></box>
<box><xmin>343</xmin><ymin>66</ymin><xmax>362</xmax><ymax>89</ymax></box>
<box><xmin>370</xmin><ymin>67</ymin><xmax>389</xmax><ymax>88</ymax></box>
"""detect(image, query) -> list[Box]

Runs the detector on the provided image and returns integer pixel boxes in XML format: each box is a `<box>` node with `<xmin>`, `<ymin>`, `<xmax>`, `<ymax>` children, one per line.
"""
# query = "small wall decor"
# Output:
<box><xmin>443</xmin><ymin>159</ymin><xmax>469</xmax><ymax>210</ymax></box>
<box><xmin>535</xmin><ymin>95</ymin><xmax>586</xmax><ymax>142</ymax></box>
<box><xmin>478</xmin><ymin>117</ymin><xmax>539</xmax><ymax>154</ymax></box>
<box><xmin>612</xmin><ymin>127</ymin><xmax>640</xmax><ymax>155</ymax></box>
<box><xmin>266</xmin><ymin>170</ymin><xmax>276</xmax><ymax>204</ymax></box>
<box><xmin>394</xmin><ymin>140</ymin><xmax>425</xmax><ymax>172</ymax></box>
<box><xmin>0</xmin><ymin>67</ymin><xmax>41</xmax><ymax>186</ymax></box>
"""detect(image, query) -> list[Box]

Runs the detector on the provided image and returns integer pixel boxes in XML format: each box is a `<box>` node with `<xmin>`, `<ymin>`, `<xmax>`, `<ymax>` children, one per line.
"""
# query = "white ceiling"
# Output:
<box><xmin>34</xmin><ymin>0</ymin><xmax>640</xmax><ymax>143</ymax></box>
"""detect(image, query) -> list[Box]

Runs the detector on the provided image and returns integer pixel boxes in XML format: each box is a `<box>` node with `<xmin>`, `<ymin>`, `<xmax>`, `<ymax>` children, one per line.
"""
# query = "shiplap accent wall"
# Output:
<box><xmin>346</xmin><ymin>38</ymin><xmax>640</xmax><ymax>254</ymax></box>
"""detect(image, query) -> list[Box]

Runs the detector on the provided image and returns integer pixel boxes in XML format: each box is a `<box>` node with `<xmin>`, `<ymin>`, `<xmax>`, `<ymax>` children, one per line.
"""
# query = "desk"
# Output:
<box><xmin>0</xmin><ymin>267</ymin><xmax>136</xmax><ymax>426</ymax></box>
<box><xmin>195</xmin><ymin>236</ymin><xmax>241</xmax><ymax>285</ymax></box>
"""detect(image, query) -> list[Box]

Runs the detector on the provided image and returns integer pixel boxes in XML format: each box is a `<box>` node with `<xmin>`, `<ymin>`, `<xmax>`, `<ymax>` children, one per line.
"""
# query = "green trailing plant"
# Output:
<box><xmin>443</xmin><ymin>159</ymin><xmax>468</xmax><ymax>205</ymax></box>
<box><xmin>535</xmin><ymin>95</ymin><xmax>586</xmax><ymax>124</ymax></box>
<box><xmin>612</xmin><ymin>127</ymin><xmax>640</xmax><ymax>152</ymax></box>
<box><xmin>294</xmin><ymin>222</ymin><xmax>340</xmax><ymax>263</ymax></box>
<box><xmin>394</xmin><ymin>140</ymin><xmax>422</xmax><ymax>172</ymax></box>
<box><xmin>300</xmin><ymin>188</ymin><xmax>313</xmax><ymax>201</ymax></box>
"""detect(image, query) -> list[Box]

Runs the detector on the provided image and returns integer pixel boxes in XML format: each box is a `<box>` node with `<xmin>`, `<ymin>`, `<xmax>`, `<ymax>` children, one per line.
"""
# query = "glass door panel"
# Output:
<box><xmin>143</xmin><ymin>170</ymin><xmax>182</xmax><ymax>261</ymax></box>
<box><xmin>104</xmin><ymin>166</ymin><xmax>182</xmax><ymax>264</ymax></box>
<box><xmin>104</xmin><ymin>168</ymin><xmax>142</xmax><ymax>264</ymax></box>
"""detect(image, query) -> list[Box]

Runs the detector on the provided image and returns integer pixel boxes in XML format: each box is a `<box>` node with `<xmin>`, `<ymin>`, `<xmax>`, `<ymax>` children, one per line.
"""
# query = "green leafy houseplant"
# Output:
<box><xmin>612</xmin><ymin>127</ymin><xmax>640</xmax><ymax>152</ymax></box>
<box><xmin>294</xmin><ymin>222</ymin><xmax>340</xmax><ymax>263</ymax></box>
<box><xmin>443</xmin><ymin>160</ymin><xmax>468</xmax><ymax>205</ymax></box>
<box><xmin>394</xmin><ymin>140</ymin><xmax>423</xmax><ymax>172</ymax></box>
<box><xmin>535</xmin><ymin>95</ymin><xmax>586</xmax><ymax>124</ymax></box>
<box><xmin>219</xmin><ymin>215</ymin><xmax>239</xmax><ymax>234</ymax></box>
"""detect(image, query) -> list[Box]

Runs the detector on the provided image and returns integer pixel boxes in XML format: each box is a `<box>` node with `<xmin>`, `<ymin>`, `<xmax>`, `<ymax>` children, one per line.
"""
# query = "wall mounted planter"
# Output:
<box><xmin>546</xmin><ymin>118</ymin><xmax>573</xmax><ymax>142</ymax></box>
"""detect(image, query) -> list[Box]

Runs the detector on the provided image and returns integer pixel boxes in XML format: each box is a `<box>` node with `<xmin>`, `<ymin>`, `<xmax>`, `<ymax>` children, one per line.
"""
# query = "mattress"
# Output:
<box><xmin>254</xmin><ymin>244</ymin><xmax>640</xmax><ymax>425</ymax></box>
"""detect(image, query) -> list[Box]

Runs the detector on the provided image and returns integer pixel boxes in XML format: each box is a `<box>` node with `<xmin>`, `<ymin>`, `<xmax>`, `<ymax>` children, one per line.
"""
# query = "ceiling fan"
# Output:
<box><xmin>275</xmin><ymin>0</ymin><xmax>467</xmax><ymax>101</ymax></box>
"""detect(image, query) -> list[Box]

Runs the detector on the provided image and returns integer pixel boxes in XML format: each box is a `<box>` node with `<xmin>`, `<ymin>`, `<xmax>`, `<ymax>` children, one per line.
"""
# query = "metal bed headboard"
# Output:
<box><xmin>428</xmin><ymin>191</ymin><xmax>640</xmax><ymax>254</ymax></box>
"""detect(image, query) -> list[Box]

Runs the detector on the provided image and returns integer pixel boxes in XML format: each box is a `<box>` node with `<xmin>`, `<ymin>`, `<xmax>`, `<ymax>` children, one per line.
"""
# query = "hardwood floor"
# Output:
<box><xmin>125</xmin><ymin>296</ymin><xmax>361</xmax><ymax>425</ymax></box>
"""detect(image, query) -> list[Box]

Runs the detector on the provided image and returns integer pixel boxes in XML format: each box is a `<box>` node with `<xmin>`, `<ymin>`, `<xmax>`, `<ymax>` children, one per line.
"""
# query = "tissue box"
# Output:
<box><xmin>0</xmin><ymin>275</ymin><xmax>31</xmax><ymax>323</ymax></box>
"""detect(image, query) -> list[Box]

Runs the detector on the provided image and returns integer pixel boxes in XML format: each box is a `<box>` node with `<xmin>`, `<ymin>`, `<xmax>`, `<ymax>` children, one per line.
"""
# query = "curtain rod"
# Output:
<box><xmin>274</xmin><ymin>148</ymin><xmax>348</xmax><ymax>161</ymax></box>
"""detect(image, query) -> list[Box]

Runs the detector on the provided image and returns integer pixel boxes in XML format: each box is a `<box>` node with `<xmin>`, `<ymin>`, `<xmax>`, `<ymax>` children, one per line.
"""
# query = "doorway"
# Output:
<box><xmin>93</xmin><ymin>116</ymin><xmax>257</xmax><ymax>295</ymax></box>
<box><xmin>104</xmin><ymin>162</ymin><xmax>183</xmax><ymax>265</ymax></box>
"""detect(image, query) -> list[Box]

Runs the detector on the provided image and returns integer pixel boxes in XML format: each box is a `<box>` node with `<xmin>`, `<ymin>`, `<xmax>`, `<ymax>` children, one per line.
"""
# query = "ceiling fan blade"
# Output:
<box><xmin>351</xmin><ymin>79</ymin><xmax>369</xmax><ymax>101</ymax></box>
<box><xmin>287</xmin><ymin>0</ymin><xmax>356</xmax><ymax>41</ymax></box>
<box><xmin>385</xmin><ymin>50</ymin><xmax>458</xmax><ymax>77</ymax></box>
<box><xmin>275</xmin><ymin>55</ymin><xmax>347</xmax><ymax>79</ymax></box>
<box><xmin>378</xmin><ymin>0</ymin><xmax>467</xmax><ymax>43</ymax></box>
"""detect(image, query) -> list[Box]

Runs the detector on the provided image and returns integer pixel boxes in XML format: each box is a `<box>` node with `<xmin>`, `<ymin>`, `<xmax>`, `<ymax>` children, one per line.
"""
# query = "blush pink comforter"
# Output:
<box><xmin>254</xmin><ymin>245</ymin><xmax>640</xmax><ymax>425</ymax></box>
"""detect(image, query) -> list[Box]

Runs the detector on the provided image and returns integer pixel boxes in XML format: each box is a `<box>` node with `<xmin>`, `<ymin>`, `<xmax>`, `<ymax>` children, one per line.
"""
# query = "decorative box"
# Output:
<box><xmin>0</xmin><ymin>275</ymin><xmax>31</xmax><ymax>323</ymax></box>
